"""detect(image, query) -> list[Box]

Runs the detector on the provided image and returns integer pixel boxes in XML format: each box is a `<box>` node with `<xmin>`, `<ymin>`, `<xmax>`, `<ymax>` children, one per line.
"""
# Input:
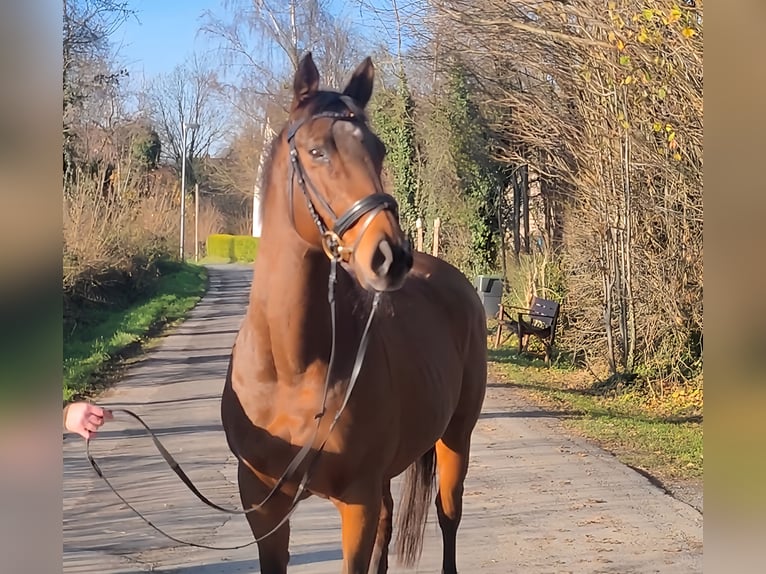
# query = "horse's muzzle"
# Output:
<box><xmin>369</xmin><ymin>238</ymin><xmax>413</xmax><ymax>292</ymax></box>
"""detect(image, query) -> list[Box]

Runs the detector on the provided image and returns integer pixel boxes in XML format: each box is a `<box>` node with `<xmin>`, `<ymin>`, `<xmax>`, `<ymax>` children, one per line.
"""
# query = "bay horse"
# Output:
<box><xmin>221</xmin><ymin>53</ymin><xmax>487</xmax><ymax>574</ymax></box>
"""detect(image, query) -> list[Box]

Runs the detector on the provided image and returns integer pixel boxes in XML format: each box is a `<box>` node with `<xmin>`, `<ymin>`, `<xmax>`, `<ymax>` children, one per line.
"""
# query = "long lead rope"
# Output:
<box><xmin>85</xmin><ymin>257</ymin><xmax>381</xmax><ymax>550</ymax></box>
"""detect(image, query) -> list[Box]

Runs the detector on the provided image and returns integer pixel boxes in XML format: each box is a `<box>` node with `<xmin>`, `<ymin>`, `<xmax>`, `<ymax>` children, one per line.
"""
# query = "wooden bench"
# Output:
<box><xmin>494</xmin><ymin>297</ymin><xmax>561</xmax><ymax>365</ymax></box>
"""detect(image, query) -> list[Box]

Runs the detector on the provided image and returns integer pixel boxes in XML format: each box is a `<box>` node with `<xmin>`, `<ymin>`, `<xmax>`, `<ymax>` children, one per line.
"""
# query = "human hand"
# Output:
<box><xmin>64</xmin><ymin>402</ymin><xmax>113</xmax><ymax>439</ymax></box>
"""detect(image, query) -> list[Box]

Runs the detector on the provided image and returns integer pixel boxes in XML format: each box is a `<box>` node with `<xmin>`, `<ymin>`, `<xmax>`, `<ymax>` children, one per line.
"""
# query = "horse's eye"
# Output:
<box><xmin>309</xmin><ymin>147</ymin><xmax>325</xmax><ymax>159</ymax></box>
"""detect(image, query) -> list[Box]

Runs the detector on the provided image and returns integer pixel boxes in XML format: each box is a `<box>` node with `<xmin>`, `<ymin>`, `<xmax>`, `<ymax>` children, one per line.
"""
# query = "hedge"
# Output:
<box><xmin>206</xmin><ymin>234</ymin><xmax>259</xmax><ymax>263</ymax></box>
<box><xmin>233</xmin><ymin>235</ymin><xmax>259</xmax><ymax>262</ymax></box>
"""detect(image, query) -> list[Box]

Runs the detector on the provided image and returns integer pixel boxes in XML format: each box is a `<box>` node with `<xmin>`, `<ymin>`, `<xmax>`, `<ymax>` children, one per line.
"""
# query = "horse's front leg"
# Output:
<box><xmin>369</xmin><ymin>480</ymin><xmax>394</xmax><ymax>573</ymax></box>
<box><xmin>332</xmin><ymin>479</ymin><xmax>383</xmax><ymax>574</ymax></box>
<box><xmin>238</xmin><ymin>462</ymin><xmax>292</xmax><ymax>574</ymax></box>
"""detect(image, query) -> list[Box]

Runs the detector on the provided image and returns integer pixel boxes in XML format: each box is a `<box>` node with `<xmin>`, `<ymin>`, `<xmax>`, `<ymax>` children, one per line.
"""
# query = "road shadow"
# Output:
<box><xmin>154</xmin><ymin>547</ymin><xmax>343</xmax><ymax>573</ymax></box>
<box><xmin>114</xmin><ymin>395</ymin><xmax>222</xmax><ymax>407</ymax></box>
<box><xmin>479</xmin><ymin>409</ymin><xmax>579</xmax><ymax>420</ymax></box>
<box><xmin>71</xmin><ymin>422</ymin><xmax>226</xmax><ymax>441</ymax></box>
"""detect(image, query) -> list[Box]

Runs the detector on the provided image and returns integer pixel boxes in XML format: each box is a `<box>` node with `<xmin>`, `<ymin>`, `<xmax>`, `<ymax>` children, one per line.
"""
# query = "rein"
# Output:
<box><xmin>84</xmin><ymin>101</ymin><xmax>390</xmax><ymax>550</ymax></box>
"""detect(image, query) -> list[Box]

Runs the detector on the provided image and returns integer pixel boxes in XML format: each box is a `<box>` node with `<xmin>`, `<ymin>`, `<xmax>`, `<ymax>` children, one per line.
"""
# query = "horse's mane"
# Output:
<box><xmin>257</xmin><ymin>128</ymin><xmax>284</xmax><ymax>223</ymax></box>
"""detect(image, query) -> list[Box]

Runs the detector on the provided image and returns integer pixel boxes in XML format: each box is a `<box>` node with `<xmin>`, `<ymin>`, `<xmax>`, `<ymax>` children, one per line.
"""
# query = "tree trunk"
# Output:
<box><xmin>512</xmin><ymin>166</ymin><xmax>521</xmax><ymax>259</ymax></box>
<box><xmin>522</xmin><ymin>164</ymin><xmax>530</xmax><ymax>254</ymax></box>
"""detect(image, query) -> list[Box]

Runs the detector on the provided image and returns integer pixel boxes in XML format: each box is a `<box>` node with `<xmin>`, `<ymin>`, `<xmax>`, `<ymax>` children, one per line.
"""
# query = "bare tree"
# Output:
<box><xmin>425</xmin><ymin>0</ymin><xmax>703</xmax><ymax>383</ymax></box>
<box><xmin>63</xmin><ymin>0</ymin><xmax>133</xmax><ymax>96</ymax></box>
<box><xmin>202</xmin><ymin>0</ymin><xmax>366</xmax><ymax>105</ymax></box>
<box><xmin>196</xmin><ymin>0</ymin><xmax>371</xmax><ymax>234</ymax></box>
<box><xmin>63</xmin><ymin>0</ymin><xmax>135</xmax><ymax>168</ymax></box>
<box><xmin>146</xmin><ymin>55</ymin><xmax>228</xmax><ymax>176</ymax></box>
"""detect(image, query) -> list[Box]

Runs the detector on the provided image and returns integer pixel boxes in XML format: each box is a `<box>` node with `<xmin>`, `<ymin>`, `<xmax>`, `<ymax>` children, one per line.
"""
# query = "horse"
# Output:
<box><xmin>221</xmin><ymin>53</ymin><xmax>487</xmax><ymax>574</ymax></box>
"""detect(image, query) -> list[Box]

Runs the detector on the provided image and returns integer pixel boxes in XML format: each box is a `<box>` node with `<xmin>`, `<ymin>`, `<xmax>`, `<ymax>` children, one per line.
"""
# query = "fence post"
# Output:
<box><xmin>416</xmin><ymin>217</ymin><xmax>423</xmax><ymax>251</ymax></box>
<box><xmin>194</xmin><ymin>183</ymin><xmax>200</xmax><ymax>261</ymax></box>
<box><xmin>432</xmin><ymin>217</ymin><xmax>441</xmax><ymax>257</ymax></box>
<box><xmin>494</xmin><ymin>303</ymin><xmax>504</xmax><ymax>348</ymax></box>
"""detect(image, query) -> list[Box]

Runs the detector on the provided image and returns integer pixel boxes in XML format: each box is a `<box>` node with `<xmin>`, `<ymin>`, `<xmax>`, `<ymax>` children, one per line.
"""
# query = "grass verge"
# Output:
<box><xmin>487</xmin><ymin>341</ymin><xmax>703</xmax><ymax>487</ymax></box>
<box><xmin>63</xmin><ymin>261</ymin><xmax>208</xmax><ymax>401</ymax></box>
<box><xmin>196</xmin><ymin>255</ymin><xmax>233</xmax><ymax>265</ymax></box>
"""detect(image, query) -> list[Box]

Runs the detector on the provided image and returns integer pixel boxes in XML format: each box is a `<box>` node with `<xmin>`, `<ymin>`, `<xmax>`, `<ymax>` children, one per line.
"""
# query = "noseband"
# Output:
<box><xmin>285</xmin><ymin>99</ymin><xmax>399</xmax><ymax>261</ymax></box>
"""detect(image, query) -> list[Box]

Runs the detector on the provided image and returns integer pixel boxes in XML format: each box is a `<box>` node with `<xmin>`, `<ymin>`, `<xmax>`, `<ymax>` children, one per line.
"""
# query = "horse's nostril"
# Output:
<box><xmin>372</xmin><ymin>239</ymin><xmax>394</xmax><ymax>277</ymax></box>
<box><xmin>371</xmin><ymin>239</ymin><xmax>412</xmax><ymax>281</ymax></box>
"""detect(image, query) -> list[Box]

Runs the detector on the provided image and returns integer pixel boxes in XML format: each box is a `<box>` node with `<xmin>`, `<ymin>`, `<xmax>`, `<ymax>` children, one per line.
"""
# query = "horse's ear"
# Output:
<box><xmin>292</xmin><ymin>52</ymin><xmax>320</xmax><ymax>110</ymax></box>
<box><xmin>342</xmin><ymin>57</ymin><xmax>375</xmax><ymax>108</ymax></box>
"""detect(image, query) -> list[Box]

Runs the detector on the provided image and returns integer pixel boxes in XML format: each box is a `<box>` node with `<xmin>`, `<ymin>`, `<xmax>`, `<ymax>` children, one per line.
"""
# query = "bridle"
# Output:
<box><xmin>82</xmin><ymin>97</ymin><xmax>401</xmax><ymax>551</ymax></box>
<box><xmin>285</xmin><ymin>96</ymin><xmax>399</xmax><ymax>262</ymax></box>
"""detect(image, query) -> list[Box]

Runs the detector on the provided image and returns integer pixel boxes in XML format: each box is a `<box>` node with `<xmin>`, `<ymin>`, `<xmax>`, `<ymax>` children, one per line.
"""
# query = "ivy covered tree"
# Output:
<box><xmin>369</xmin><ymin>73</ymin><xmax>419</xmax><ymax>233</ymax></box>
<box><xmin>443</xmin><ymin>65</ymin><xmax>504</xmax><ymax>274</ymax></box>
<box><xmin>130</xmin><ymin>127</ymin><xmax>161</xmax><ymax>171</ymax></box>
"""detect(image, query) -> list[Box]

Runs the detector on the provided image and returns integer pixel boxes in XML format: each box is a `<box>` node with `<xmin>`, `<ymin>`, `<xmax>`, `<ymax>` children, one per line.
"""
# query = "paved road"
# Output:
<box><xmin>63</xmin><ymin>265</ymin><xmax>703</xmax><ymax>573</ymax></box>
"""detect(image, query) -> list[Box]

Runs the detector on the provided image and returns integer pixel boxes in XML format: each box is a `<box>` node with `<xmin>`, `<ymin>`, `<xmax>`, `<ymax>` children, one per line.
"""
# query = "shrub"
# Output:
<box><xmin>233</xmin><ymin>236</ymin><xmax>259</xmax><ymax>262</ymax></box>
<box><xmin>206</xmin><ymin>234</ymin><xmax>235</xmax><ymax>261</ymax></box>
<box><xmin>206</xmin><ymin>234</ymin><xmax>259</xmax><ymax>263</ymax></box>
<box><xmin>63</xmin><ymin>160</ymin><xmax>179</xmax><ymax>297</ymax></box>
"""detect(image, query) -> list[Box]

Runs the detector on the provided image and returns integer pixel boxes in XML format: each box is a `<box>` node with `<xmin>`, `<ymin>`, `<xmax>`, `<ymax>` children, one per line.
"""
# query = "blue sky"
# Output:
<box><xmin>114</xmin><ymin>0</ymin><xmax>221</xmax><ymax>82</ymax></box>
<box><xmin>113</xmin><ymin>0</ymin><xmax>401</xmax><ymax>84</ymax></box>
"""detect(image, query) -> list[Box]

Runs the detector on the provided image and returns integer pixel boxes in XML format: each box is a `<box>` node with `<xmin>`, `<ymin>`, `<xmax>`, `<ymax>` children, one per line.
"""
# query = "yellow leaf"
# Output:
<box><xmin>653</xmin><ymin>122</ymin><xmax>663</xmax><ymax>132</ymax></box>
<box><xmin>637</xmin><ymin>28</ymin><xmax>649</xmax><ymax>43</ymax></box>
<box><xmin>617</xmin><ymin>38</ymin><xmax>625</xmax><ymax>51</ymax></box>
<box><xmin>668</xmin><ymin>6</ymin><xmax>682</xmax><ymax>24</ymax></box>
<box><xmin>682</xmin><ymin>27</ymin><xmax>697</xmax><ymax>38</ymax></box>
<box><xmin>643</xmin><ymin>8</ymin><xmax>654</xmax><ymax>21</ymax></box>
<box><xmin>673</xmin><ymin>152</ymin><xmax>682</xmax><ymax>160</ymax></box>
<box><xmin>608</xmin><ymin>31</ymin><xmax>616</xmax><ymax>43</ymax></box>
<box><xmin>608</xmin><ymin>1</ymin><xmax>616</xmax><ymax>9</ymax></box>
<box><xmin>668</xmin><ymin>131</ymin><xmax>676</xmax><ymax>142</ymax></box>
<box><xmin>624</xmin><ymin>75</ymin><xmax>633</xmax><ymax>84</ymax></box>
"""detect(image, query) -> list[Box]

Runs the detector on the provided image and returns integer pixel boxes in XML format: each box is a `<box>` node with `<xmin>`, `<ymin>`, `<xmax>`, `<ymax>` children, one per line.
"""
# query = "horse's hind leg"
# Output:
<box><xmin>434</xmin><ymin>431</ymin><xmax>471</xmax><ymax>574</ymax></box>
<box><xmin>369</xmin><ymin>480</ymin><xmax>393</xmax><ymax>574</ymax></box>
<box><xmin>238</xmin><ymin>462</ymin><xmax>292</xmax><ymax>574</ymax></box>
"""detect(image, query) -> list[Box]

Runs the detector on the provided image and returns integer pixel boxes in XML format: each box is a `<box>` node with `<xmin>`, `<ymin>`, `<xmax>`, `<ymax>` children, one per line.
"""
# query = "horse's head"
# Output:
<box><xmin>283</xmin><ymin>53</ymin><xmax>413</xmax><ymax>292</ymax></box>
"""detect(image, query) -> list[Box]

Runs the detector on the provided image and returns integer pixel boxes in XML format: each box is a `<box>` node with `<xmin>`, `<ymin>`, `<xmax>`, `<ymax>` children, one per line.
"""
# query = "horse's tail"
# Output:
<box><xmin>395</xmin><ymin>446</ymin><xmax>437</xmax><ymax>567</ymax></box>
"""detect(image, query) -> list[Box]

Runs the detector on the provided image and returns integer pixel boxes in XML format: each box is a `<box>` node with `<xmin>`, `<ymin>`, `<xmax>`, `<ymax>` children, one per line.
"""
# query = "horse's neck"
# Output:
<box><xmin>247</xmin><ymin>237</ymin><xmax>336</xmax><ymax>376</ymax></box>
<box><xmin>245</xmin><ymin>151</ymin><xmax>362</xmax><ymax>380</ymax></box>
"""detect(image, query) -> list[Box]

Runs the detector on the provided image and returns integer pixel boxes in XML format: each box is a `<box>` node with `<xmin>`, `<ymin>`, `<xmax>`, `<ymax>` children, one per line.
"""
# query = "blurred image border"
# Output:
<box><xmin>0</xmin><ymin>2</ymin><xmax>64</xmax><ymax>573</ymax></box>
<box><xmin>705</xmin><ymin>1</ymin><xmax>766</xmax><ymax>573</ymax></box>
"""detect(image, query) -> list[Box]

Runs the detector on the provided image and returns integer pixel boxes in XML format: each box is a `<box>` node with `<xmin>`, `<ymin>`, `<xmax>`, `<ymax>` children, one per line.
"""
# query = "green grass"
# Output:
<box><xmin>488</xmin><ymin>343</ymin><xmax>703</xmax><ymax>484</ymax></box>
<box><xmin>63</xmin><ymin>261</ymin><xmax>208</xmax><ymax>401</ymax></box>
<box><xmin>196</xmin><ymin>254</ymin><xmax>236</xmax><ymax>265</ymax></box>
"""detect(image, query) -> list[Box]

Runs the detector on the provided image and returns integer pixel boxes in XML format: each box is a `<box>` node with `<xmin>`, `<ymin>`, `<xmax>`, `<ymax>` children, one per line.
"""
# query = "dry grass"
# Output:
<box><xmin>63</xmin><ymin>160</ymin><xmax>180</xmax><ymax>294</ymax></box>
